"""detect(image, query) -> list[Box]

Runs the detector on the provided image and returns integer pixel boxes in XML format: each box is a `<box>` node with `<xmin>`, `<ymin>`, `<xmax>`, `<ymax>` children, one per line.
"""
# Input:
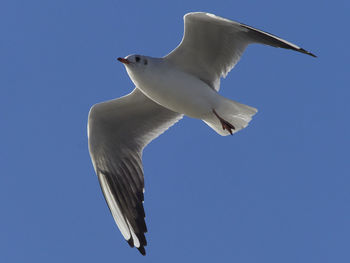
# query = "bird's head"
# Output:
<box><xmin>117</xmin><ymin>54</ymin><xmax>153</xmax><ymax>86</ymax></box>
<box><xmin>118</xmin><ymin>54</ymin><xmax>149</xmax><ymax>67</ymax></box>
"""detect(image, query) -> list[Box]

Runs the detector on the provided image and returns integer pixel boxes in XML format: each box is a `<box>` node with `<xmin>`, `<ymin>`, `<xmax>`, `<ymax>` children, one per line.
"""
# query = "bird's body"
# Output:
<box><xmin>123</xmin><ymin>54</ymin><xmax>258</xmax><ymax>136</ymax></box>
<box><xmin>88</xmin><ymin>12</ymin><xmax>316</xmax><ymax>255</ymax></box>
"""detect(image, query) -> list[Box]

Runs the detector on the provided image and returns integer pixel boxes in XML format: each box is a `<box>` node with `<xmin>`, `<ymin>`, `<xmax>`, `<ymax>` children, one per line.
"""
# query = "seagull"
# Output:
<box><xmin>88</xmin><ymin>12</ymin><xmax>315</xmax><ymax>255</ymax></box>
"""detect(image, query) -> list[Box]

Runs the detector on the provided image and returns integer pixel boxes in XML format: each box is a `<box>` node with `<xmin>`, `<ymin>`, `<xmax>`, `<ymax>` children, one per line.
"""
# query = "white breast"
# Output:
<box><xmin>126</xmin><ymin>60</ymin><xmax>221</xmax><ymax>119</ymax></box>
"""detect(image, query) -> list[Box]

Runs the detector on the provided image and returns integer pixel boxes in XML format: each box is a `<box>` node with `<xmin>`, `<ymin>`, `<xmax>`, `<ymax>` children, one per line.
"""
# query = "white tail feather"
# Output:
<box><xmin>203</xmin><ymin>97</ymin><xmax>257</xmax><ymax>136</ymax></box>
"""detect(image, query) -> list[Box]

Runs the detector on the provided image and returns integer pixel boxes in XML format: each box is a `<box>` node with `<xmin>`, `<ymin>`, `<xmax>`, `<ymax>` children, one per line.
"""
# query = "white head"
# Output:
<box><xmin>117</xmin><ymin>54</ymin><xmax>157</xmax><ymax>87</ymax></box>
<box><xmin>117</xmin><ymin>54</ymin><xmax>151</xmax><ymax>74</ymax></box>
<box><xmin>118</xmin><ymin>54</ymin><xmax>149</xmax><ymax>66</ymax></box>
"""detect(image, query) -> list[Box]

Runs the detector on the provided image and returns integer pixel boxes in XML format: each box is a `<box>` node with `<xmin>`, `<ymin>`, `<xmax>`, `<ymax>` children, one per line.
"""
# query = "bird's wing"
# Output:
<box><xmin>88</xmin><ymin>88</ymin><xmax>182</xmax><ymax>255</ymax></box>
<box><xmin>165</xmin><ymin>12</ymin><xmax>315</xmax><ymax>91</ymax></box>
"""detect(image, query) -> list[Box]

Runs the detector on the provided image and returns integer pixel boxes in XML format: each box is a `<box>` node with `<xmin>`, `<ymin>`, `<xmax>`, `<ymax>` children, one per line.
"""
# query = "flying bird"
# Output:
<box><xmin>88</xmin><ymin>12</ymin><xmax>315</xmax><ymax>255</ymax></box>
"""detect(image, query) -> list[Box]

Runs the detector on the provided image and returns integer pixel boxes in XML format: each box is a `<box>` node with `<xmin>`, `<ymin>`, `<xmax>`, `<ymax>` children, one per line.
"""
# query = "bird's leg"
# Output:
<box><xmin>212</xmin><ymin>109</ymin><xmax>235</xmax><ymax>135</ymax></box>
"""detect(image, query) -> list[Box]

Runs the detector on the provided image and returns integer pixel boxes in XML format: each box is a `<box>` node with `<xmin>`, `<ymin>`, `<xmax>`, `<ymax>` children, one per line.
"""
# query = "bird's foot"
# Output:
<box><xmin>212</xmin><ymin>109</ymin><xmax>235</xmax><ymax>135</ymax></box>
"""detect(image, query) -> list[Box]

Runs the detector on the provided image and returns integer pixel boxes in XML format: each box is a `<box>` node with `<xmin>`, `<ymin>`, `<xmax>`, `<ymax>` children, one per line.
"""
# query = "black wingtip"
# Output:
<box><xmin>299</xmin><ymin>47</ymin><xmax>317</xmax><ymax>58</ymax></box>
<box><xmin>127</xmin><ymin>238</ymin><xmax>146</xmax><ymax>255</ymax></box>
<box><xmin>137</xmin><ymin>246</ymin><xmax>146</xmax><ymax>256</ymax></box>
<box><xmin>127</xmin><ymin>238</ymin><xmax>134</xmax><ymax>247</ymax></box>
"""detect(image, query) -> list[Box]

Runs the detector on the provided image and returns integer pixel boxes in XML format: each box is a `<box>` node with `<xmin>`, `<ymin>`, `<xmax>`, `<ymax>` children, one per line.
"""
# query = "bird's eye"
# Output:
<box><xmin>135</xmin><ymin>56</ymin><xmax>140</xmax><ymax>62</ymax></box>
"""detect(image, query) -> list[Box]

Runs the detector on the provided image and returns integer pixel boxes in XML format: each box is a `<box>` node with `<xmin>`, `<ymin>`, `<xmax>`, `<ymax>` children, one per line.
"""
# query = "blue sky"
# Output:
<box><xmin>1</xmin><ymin>0</ymin><xmax>349</xmax><ymax>262</ymax></box>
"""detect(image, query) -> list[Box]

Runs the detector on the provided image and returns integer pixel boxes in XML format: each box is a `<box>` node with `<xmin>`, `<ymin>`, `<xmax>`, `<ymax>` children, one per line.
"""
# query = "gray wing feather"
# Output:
<box><xmin>88</xmin><ymin>88</ymin><xmax>182</xmax><ymax>255</ymax></box>
<box><xmin>165</xmin><ymin>12</ymin><xmax>315</xmax><ymax>91</ymax></box>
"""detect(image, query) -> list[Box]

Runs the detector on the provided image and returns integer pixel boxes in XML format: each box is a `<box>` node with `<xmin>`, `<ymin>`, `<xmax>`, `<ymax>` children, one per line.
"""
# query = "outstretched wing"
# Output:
<box><xmin>88</xmin><ymin>88</ymin><xmax>182</xmax><ymax>255</ymax></box>
<box><xmin>165</xmin><ymin>12</ymin><xmax>316</xmax><ymax>90</ymax></box>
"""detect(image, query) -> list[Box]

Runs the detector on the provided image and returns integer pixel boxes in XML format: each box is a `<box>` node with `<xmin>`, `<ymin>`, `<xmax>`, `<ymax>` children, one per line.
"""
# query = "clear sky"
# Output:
<box><xmin>1</xmin><ymin>0</ymin><xmax>349</xmax><ymax>262</ymax></box>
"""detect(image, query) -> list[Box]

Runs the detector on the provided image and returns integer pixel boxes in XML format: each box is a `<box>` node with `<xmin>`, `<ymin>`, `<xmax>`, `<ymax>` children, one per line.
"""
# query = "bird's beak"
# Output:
<box><xmin>117</xmin><ymin>57</ymin><xmax>130</xmax><ymax>64</ymax></box>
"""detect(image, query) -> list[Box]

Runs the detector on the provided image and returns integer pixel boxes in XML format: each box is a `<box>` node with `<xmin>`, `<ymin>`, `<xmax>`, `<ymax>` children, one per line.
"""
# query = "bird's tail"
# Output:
<box><xmin>203</xmin><ymin>97</ymin><xmax>257</xmax><ymax>136</ymax></box>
